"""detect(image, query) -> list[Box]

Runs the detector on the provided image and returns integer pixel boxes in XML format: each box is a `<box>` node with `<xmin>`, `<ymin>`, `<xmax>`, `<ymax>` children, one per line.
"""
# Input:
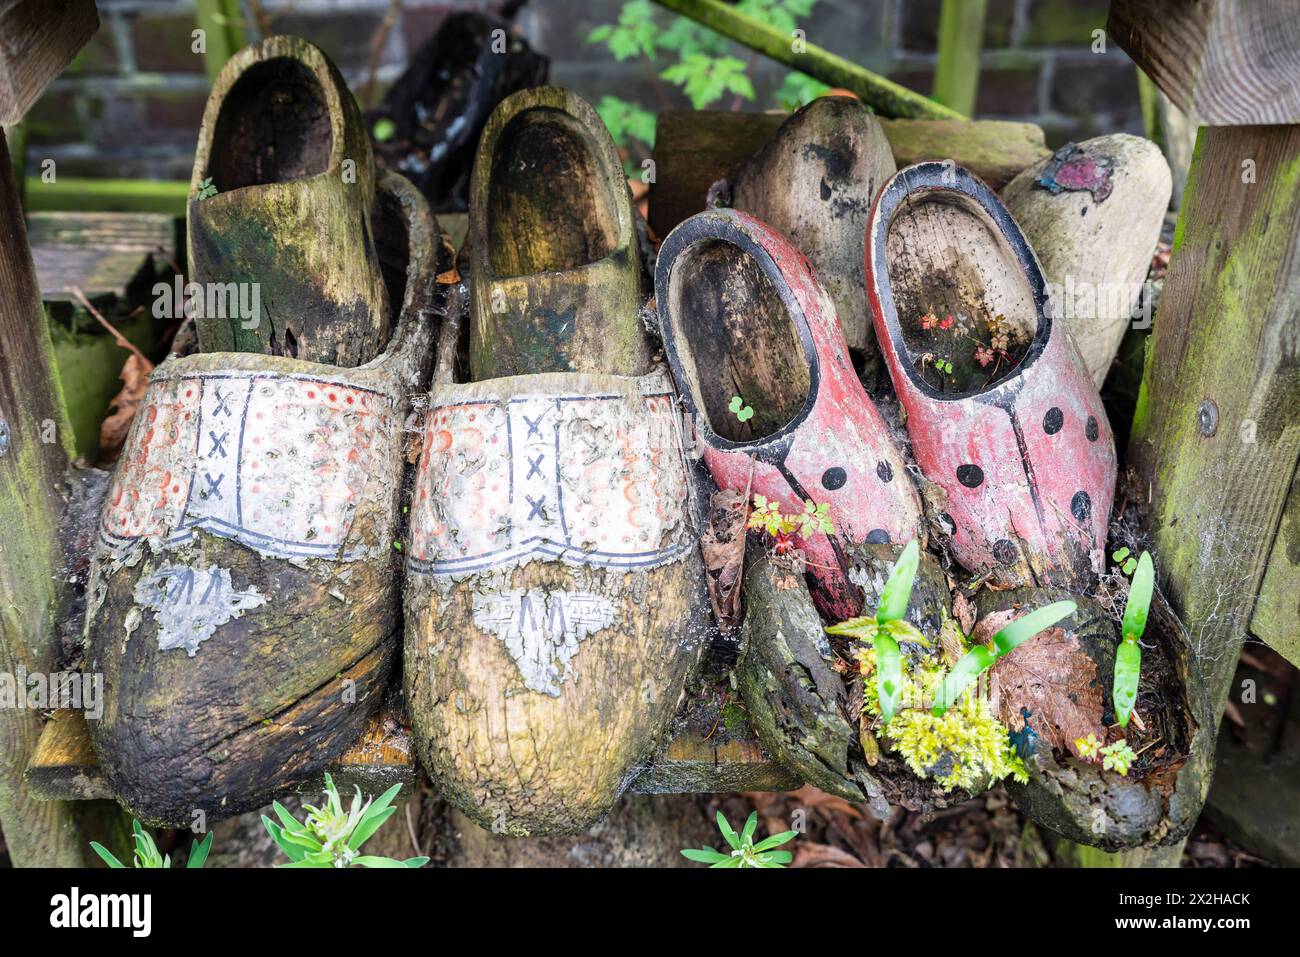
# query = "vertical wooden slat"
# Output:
<box><xmin>0</xmin><ymin>128</ymin><xmax>99</xmax><ymax>867</ymax></box>
<box><xmin>933</xmin><ymin>0</ymin><xmax>986</xmax><ymax>116</ymax></box>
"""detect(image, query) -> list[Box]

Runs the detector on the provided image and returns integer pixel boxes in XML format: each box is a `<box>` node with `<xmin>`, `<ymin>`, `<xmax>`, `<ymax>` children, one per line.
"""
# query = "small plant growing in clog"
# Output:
<box><xmin>681</xmin><ymin>811</ymin><xmax>797</xmax><ymax>868</ymax></box>
<box><xmin>931</xmin><ymin>600</ymin><xmax>1078</xmax><ymax>716</ymax></box>
<box><xmin>826</xmin><ymin>539</ymin><xmax>925</xmax><ymax>724</ymax></box>
<box><xmin>728</xmin><ymin>394</ymin><xmax>754</xmax><ymax>422</ymax></box>
<box><xmin>195</xmin><ymin>177</ymin><xmax>218</xmax><ymax>201</ymax></box>
<box><xmin>1113</xmin><ymin>550</ymin><xmax>1154</xmax><ymax>728</ymax></box>
<box><xmin>91</xmin><ymin>820</ymin><xmax>212</xmax><ymax>869</ymax></box>
<box><xmin>262</xmin><ymin>774</ymin><xmax>428</xmax><ymax>868</ymax></box>
<box><xmin>827</xmin><ymin>543</ymin><xmax>1080</xmax><ymax>791</ymax></box>
<box><xmin>1075</xmin><ymin>734</ymin><xmax>1138</xmax><ymax>776</ymax></box>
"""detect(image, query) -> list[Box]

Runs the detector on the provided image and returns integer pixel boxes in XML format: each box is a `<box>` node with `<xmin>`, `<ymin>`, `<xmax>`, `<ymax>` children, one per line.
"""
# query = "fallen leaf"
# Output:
<box><xmin>987</xmin><ymin>626</ymin><xmax>1106</xmax><ymax>759</ymax></box>
<box><xmin>435</xmin><ymin>267</ymin><xmax>461</xmax><ymax>284</ymax></box>
<box><xmin>792</xmin><ymin>842</ymin><xmax>866</xmax><ymax>868</ymax></box>
<box><xmin>99</xmin><ymin>352</ymin><xmax>154</xmax><ymax>464</ymax></box>
<box><xmin>952</xmin><ymin>590</ymin><xmax>976</xmax><ymax>635</ymax></box>
<box><xmin>971</xmin><ymin>608</ymin><xmax>1020</xmax><ymax>649</ymax></box>
<box><xmin>699</xmin><ymin>486</ymin><xmax>749</xmax><ymax>635</ymax></box>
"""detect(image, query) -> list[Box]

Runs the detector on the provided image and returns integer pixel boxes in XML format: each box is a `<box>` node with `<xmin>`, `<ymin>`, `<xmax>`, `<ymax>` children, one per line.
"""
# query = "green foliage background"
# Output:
<box><xmin>587</xmin><ymin>0</ymin><xmax>830</xmax><ymax>173</ymax></box>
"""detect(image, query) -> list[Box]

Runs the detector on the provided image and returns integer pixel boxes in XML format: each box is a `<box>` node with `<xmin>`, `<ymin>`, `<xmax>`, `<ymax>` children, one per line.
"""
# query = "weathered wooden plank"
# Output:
<box><xmin>30</xmin><ymin>211</ymin><xmax>176</xmax><ymax>302</ymax></box>
<box><xmin>0</xmin><ymin>127</ymin><xmax>110</xmax><ymax>866</ymax></box>
<box><xmin>26</xmin><ymin>692</ymin><xmax>797</xmax><ymax>802</ymax></box>
<box><xmin>648</xmin><ymin>110</ymin><xmax>1049</xmax><ymax>240</ymax></box>
<box><xmin>24</xmin><ymin>178</ymin><xmax>190</xmax><ymax>216</ymax></box>
<box><xmin>652</xmin><ymin>0</ymin><xmax>963</xmax><ymax>120</ymax></box>
<box><xmin>1127</xmin><ymin>124</ymin><xmax>1300</xmax><ymax>854</ymax></box>
<box><xmin>1251</xmin><ymin>467</ymin><xmax>1300</xmax><ymax>667</ymax></box>
<box><xmin>1109</xmin><ymin>0</ymin><xmax>1300</xmax><ymax>125</ymax></box>
<box><xmin>0</xmin><ymin>0</ymin><xmax>99</xmax><ymax>125</ymax></box>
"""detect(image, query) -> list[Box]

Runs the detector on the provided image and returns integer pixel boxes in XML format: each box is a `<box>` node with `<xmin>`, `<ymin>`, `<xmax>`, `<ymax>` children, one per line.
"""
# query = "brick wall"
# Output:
<box><xmin>21</xmin><ymin>0</ymin><xmax>1142</xmax><ymax>182</ymax></box>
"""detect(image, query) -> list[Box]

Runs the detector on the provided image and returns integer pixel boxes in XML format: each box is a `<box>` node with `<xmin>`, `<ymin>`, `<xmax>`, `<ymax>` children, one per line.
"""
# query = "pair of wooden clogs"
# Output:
<box><xmin>84</xmin><ymin>39</ymin><xmax>704</xmax><ymax>835</ymax></box>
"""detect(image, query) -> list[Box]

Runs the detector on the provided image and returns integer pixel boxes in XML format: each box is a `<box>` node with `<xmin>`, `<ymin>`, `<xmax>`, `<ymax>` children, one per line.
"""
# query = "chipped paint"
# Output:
<box><xmin>132</xmin><ymin>563</ymin><xmax>266</xmax><ymax>656</ymax></box>
<box><xmin>472</xmin><ymin>588</ymin><xmax>617</xmax><ymax>695</ymax></box>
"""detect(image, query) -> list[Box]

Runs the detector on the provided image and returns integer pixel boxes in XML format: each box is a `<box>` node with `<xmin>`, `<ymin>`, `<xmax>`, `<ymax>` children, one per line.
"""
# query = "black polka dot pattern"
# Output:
<box><xmin>956</xmin><ymin>464</ymin><xmax>984</xmax><ymax>488</ymax></box>
<box><xmin>877</xmin><ymin>460</ymin><xmax>893</xmax><ymax>483</ymax></box>
<box><xmin>1043</xmin><ymin>407</ymin><xmax>1064</xmax><ymax>435</ymax></box>
<box><xmin>993</xmin><ymin>539</ymin><xmax>1018</xmax><ymax>565</ymax></box>
<box><xmin>821</xmin><ymin>466</ymin><xmax>847</xmax><ymax>490</ymax></box>
<box><xmin>1085</xmin><ymin>416</ymin><xmax>1099</xmax><ymax>442</ymax></box>
<box><xmin>1071</xmin><ymin>490</ymin><xmax>1091</xmax><ymax>522</ymax></box>
<box><xmin>865</xmin><ymin>529</ymin><xmax>890</xmax><ymax>544</ymax></box>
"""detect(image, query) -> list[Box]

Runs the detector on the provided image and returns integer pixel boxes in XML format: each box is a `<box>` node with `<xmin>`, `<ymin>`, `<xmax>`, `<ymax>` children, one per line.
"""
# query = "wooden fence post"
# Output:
<box><xmin>1127</xmin><ymin>123</ymin><xmax>1300</xmax><ymax>858</ymax></box>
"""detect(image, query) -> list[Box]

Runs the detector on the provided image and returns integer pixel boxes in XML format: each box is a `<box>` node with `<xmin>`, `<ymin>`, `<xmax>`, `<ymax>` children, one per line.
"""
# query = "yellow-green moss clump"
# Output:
<box><xmin>856</xmin><ymin>645</ymin><xmax>1027</xmax><ymax>792</ymax></box>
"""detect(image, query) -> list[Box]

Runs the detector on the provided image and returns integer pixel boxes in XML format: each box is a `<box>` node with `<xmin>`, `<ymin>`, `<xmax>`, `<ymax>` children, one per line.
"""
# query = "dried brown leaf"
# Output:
<box><xmin>792</xmin><ymin>842</ymin><xmax>866</xmax><ymax>868</ymax></box>
<box><xmin>699</xmin><ymin>486</ymin><xmax>748</xmax><ymax>634</ymax></box>
<box><xmin>952</xmin><ymin>590</ymin><xmax>976</xmax><ymax>635</ymax></box>
<box><xmin>99</xmin><ymin>352</ymin><xmax>154</xmax><ymax>463</ymax></box>
<box><xmin>987</xmin><ymin>626</ymin><xmax>1106</xmax><ymax>759</ymax></box>
<box><xmin>971</xmin><ymin>607</ymin><xmax>1020</xmax><ymax>649</ymax></box>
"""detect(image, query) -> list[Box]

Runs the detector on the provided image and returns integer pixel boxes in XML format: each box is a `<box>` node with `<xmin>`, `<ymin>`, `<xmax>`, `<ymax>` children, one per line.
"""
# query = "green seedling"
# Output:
<box><xmin>728</xmin><ymin>395</ymin><xmax>754</xmax><ymax>422</ymax></box>
<box><xmin>748</xmin><ymin>495</ymin><xmax>835</xmax><ymax>541</ymax></box>
<box><xmin>262</xmin><ymin>773</ymin><xmax>427</xmax><ymax>868</ymax></box>
<box><xmin>91</xmin><ymin>820</ymin><xmax>212</xmax><ymax>869</ymax></box>
<box><xmin>681</xmin><ymin>810</ymin><xmax>797</xmax><ymax>868</ymax></box>
<box><xmin>826</xmin><ymin>539</ymin><xmax>926</xmax><ymax>724</ymax></box>
<box><xmin>195</xmin><ymin>177</ymin><xmax>218</xmax><ymax>201</ymax></box>
<box><xmin>1112</xmin><ymin>546</ymin><xmax>1138</xmax><ymax>576</ymax></box>
<box><xmin>1113</xmin><ymin>551</ymin><xmax>1154</xmax><ymax>727</ymax></box>
<box><xmin>931</xmin><ymin>600</ymin><xmax>1078</xmax><ymax>716</ymax></box>
<box><xmin>1100</xmin><ymin>739</ymin><xmax>1137</xmax><ymax>776</ymax></box>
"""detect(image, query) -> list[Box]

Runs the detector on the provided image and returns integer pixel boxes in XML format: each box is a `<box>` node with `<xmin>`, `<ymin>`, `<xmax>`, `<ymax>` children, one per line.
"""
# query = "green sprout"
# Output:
<box><xmin>748</xmin><ymin>495</ymin><xmax>835</xmax><ymax>541</ymax></box>
<box><xmin>931</xmin><ymin>600</ymin><xmax>1078</xmax><ymax>716</ymax></box>
<box><xmin>1112</xmin><ymin>546</ymin><xmax>1138</xmax><ymax>576</ymax></box>
<box><xmin>91</xmin><ymin>820</ymin><xmax>212</xmax><ymax>869</ymax></box>
<box><xmin>1100</xmin><ymin>739</ymin><xmax>1137</xmax><ymax>776</ymax></box>
<box><xmin>681</xmin><ymin>810</ymin><xmax>797</xmax><ymax>868</ymax></box>
<box><xmin>195</xmin><ymin>177</ymin><xmax>218</xmax><ymax>201</ymax></box>
<box><xmin>1113</xmin><ymin>550</ymin><xmax>1154</xmax><ymax>728</ymax></box>
<box><xmin>262</xmin><ymin>774</ymin><xmax>427</xmax><ymax>868</ymax></box>
<box><xmin>728</xmin><ymin>395</ymin><xmax>754</xmax><ymax>422</ymax></box>
<box><xmin>826</xmin><ymin>539</ymin><xmax>926</xmax><ymax>724</ymax></box>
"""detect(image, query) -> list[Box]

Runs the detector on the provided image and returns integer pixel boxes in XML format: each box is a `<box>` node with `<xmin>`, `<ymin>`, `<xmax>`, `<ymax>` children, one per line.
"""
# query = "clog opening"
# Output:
<box><xmin>668</xmin><ymin>238</ymin><xmax>810</xmax><ymax>443</ymax></box>
<box><xmin>207</xmin><ymin>57</ymin><xmax>335</xmax><ymax>190</ymax></box>
<box><xmin>487</xmin><ymin>108</ymin><xmax>619</xmax><ymax>276</ymax></box>
<box><xmin>885</xmin><ymin>191</ymin><xmax>1037</xmax><ymax>395</ymax></box>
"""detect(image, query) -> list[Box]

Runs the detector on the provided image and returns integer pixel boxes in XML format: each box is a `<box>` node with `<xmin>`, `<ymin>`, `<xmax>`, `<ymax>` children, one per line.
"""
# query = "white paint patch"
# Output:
<box><xmin>471</xmin><ymin>588</ymin><xmax>616</xmax><ymax>696</ymax></box>
<box><xmin>133</xmin><ymin>564</ymin><xmax>267</xmax><ymax>656</ymax></box>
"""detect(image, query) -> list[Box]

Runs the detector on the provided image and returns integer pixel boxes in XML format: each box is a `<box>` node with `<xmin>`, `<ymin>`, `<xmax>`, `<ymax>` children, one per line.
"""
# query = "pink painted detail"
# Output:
<box><xmin>657</xmin><ymin>208</ymin><xmax>922</xmax><ymax>619</ymax></box>
<box><xmin>100</xmin><ymin>371</ymin><xmax>394</xmax><ymax>561</ymax></box>
<box><xmin>407</xmin><ymin>370</ymin><xmax>692</xmax><ymax>575</ymax></box>
<box><xmin>865</xmin><ymin>162</ymin><xmax>1117</xmax><ymax>589</ymax></box>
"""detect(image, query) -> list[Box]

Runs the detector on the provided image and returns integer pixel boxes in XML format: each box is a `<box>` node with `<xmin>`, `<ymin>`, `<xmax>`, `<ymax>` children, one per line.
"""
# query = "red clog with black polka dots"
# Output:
<box><xmin>865</xmin><ymin>162</ymin><xmax>1116</xmax><ymax>589</ymax></box>
<box><xmin>657</xmin><ymin>208</ymin><xmax>922</xmax><ymax>619</ymax></box>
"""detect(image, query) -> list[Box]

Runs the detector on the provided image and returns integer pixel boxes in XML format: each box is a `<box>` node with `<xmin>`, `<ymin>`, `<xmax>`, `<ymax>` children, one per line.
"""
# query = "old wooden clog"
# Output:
<box><xmin>657</xmin><ymin>208</ymin><xmax>921</xmax><ymax>620</ymax></box>
<box><xmin>404</xmin><ymin>89</ymin><xmax>707</xmax><ymax>836</ymax></box>
<box><xmin>730</xmin><ymin>95</ymin><xmax>897</xmax><ymax>362</ymax></box>
<box><xmin>85</xmin><ymin>171</ymin><xmax>440</xmax><ymax>825</ymax></box>
<box><xmin>866</xmin><ymin>162</ymin><xmax>1116</xmax><ymax>590</ymax></box>
<box><xmin>465</xmin><ymin>86</ymin><xmax>650</xmax><ymax>381</ymax></box>
<box><xmin>188</xmin><ymin>35</ymin><xmax>390</xmax><ymax>366</ymax></box>
<box><xmin>1002</xmin><ymin>134</ymin><xmax>1172</xmax><ymax>387</ymax></box>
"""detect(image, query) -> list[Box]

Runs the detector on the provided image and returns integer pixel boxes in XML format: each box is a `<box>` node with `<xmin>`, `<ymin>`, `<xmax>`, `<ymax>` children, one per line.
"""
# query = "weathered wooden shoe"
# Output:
<box><xmin>1002</xmin><ymin>134</ymin><xmax>1172</xmax><ymax>386</ymax></box>
<box><xmin>466</xmin><ymin>86</ymin><xmax>650</xmax><ymax>381</ymax></box>
<box><xmin>188</xmin><ymin>35</ymin><xmax>390</xmax><ymax>366</ymax></box>
<box><xmin>657</xmin><ymin>208</ymin><xmax>921</xmax><ymax>620</ymax></box>
<box><xmin>84</xmin><ymin>171</ymin><xmax>439</xmax><ymax>825</ymax></box>
<box><xmin>730</xmin><ymin>95</ymin><xmax>897</xmax><ymax>360</ymax></box>
<box><xmin>404</xmin><ymin>91</ymin><xmax>705</xmax><ymax>835</ymax></box>
<box><xmin>866</xmin><ymin>162</ymin><xmax>1116</xmax><ymax>590</ymax></box>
